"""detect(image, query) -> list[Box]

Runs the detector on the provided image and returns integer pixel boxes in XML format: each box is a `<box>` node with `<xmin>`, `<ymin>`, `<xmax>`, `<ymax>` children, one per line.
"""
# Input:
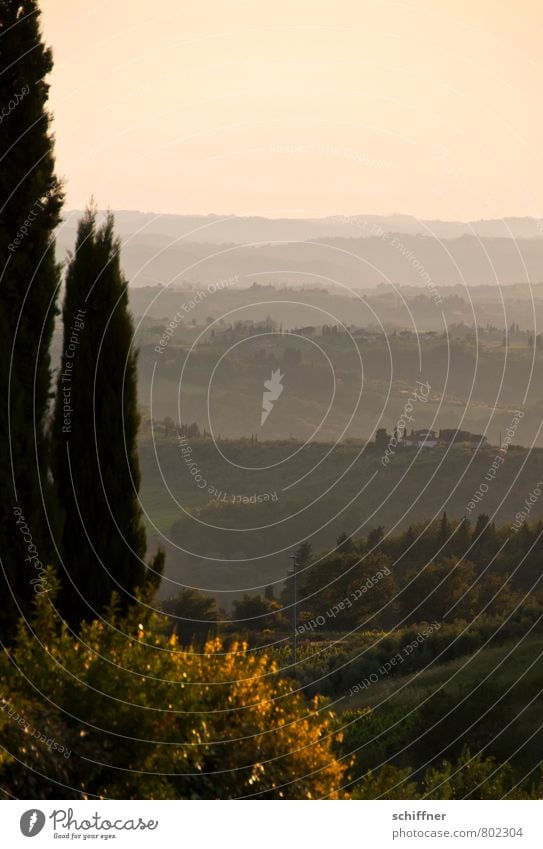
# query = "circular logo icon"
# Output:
<box><xmin>20</xmin><ymin>810</ymin><xmax>46</xmax><ymax>837</ymax></box>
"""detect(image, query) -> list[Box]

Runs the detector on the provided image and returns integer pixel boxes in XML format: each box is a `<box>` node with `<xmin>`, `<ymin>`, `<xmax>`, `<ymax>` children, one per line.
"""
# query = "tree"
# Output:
<box><xmin>280</xmin><ymin>541</ymin><xmax>313</xmax><ymax>607</ymax></box>
<box><xmin>352</xmin><ymin>749</ymin><xmax>524</xmax><ymax>800</ymax></box>
<box><xmin>423</xmin><ymin>747</ymin><xmax>519</xmax><ymax>800</ymax></box>
<box><xmin>366</xmin><ymin>525</ymin><xmax>385</xmax><ymax>550</ymax></box>
<box><xmin>161</xmin><ymin>587</ymin><xmax>220</xmax><ymax>642</ymax></box>
<box><xmin>231</xmin><ymin>593</ymin><xmax>286</xmax><ymax>631</ymax></box>
<box><xmin>399</xmin><ymin>557</ymin><xmax>479</xmax><ymax>623</ymax></box>
<box><xmin>294</xmin><ymin>540</ymin><xmax>312</xmax><ymax>566</ymax></box>
<box><xmin>471</xmin><ymin>513</ymin><xmax>499</xmax><ymax>570</ymax></box>
<box><xmin>161</xmin><ymin>415</ymin><xmax>176</xmax><ymax>437</ymax></box>
<box><xmin>2</xmin><ymin>582</ymin><xmax>346</xmax><ymax>799</ymax></box>
<box><xmin>52</xmin><ymin>209</ymin><xmax>160</xmax><ymax>626</ymax></box>
<box><xmin>178</xmin><ymin>421</ymin><xmax>201</xmax><ymax>439</ymax></box>
<box><xmin>336</xmin><ymin>532</ymin><xmax>356</xmax><ymax>553</ymax></box>
<box><xmin>0</xmin><ymin>0</ymin><xmax>64</xmax><ymax>640</ymax></box>
<box><xmin>298</xmin><ymin>551</ymin><xmax>395</xmax><ymax>629</ymax></box>
<box><xmin>453</xmin><ymin>516</ymin><xmax>471</xmax><ymax>557</ymax></box>
<box><xmin>396</xmin><ymin>525</ymin><xmax>416</xmax><ymax>569</ymax></box>
<box><xmin>437</xmin><ymin>511</ymin><xmax>450</xmax><ymax>547</ymax></box>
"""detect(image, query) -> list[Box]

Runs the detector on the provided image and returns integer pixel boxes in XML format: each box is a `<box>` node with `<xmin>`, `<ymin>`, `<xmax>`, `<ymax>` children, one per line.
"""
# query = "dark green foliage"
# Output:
<box><xmin>51</xmin><ymin>209</ymin><xmax>149</xmax><ymax>626</ymax></box>
<box><xmin>294</xmin><ymin>540</ymin><xmax>312</xmax><ymax>566</ymax></box>
<box><xmin>0</xmin><ymin>1</ymin><xmax>63</xmax><ymax>640</ymax></box>
<box><xmin>470</xmin><ymin>513</ymin><xmax>499</xmax><ymax>570</ymax></box>
<box><xmin>334</xmin><ymin>621</ymin><xmax>543</xmax><ymax>799</ymax></box>
<box><xmin>366</xmin><ymin>525</ymin><xmax>385</xmax><ymax>550</ymax></box>
<box><xmin>294</xmin><ymin>607</ymin><xmax>543</xmax><ymax>698</ymax></box>
<box><xmin>336</xmin><ymin>532</ymin><xmax>356</xmax><ymax>553</ymax></box>
<box><xmin>280</xmin><ymin>540</ymin><xmax>313</xmax><ymax>608</ymax></box>
<box><xmin>296</xmin><ymin>550</ymin><xmax>396</xmax><ymax>630</ymax></box>
<box><xmin>350</xmin><ymin>747</ymin><xmax>536</xmax><ymax>800</ymax></box>
<box><xmin>230</xmin><ymin>593</ymin><xmax>286</xmax><ymax>631</ymax></box>
<box><xmin>161</xmin><ymin>587</ymin><xmax>220</xmax><ymax>642</ymax></box>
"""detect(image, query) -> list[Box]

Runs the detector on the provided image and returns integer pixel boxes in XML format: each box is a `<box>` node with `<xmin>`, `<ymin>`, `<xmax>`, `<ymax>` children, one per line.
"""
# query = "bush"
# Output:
<box><xmin>1</xmin><ymin>571</ymin><xmax>346</xmax><ymax>799</ymax></box>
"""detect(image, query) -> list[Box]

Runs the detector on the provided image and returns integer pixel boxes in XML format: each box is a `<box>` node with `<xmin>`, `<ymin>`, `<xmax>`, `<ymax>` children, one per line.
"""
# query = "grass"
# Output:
<box><xmin>347</xmin><ymin>634</ymin><xmax>543</xmax><ymax>709</ymax></box>
<box><xmin>344</xmin><ymin>634</ymin><xmax>543</xmax><ymax>769</ymax></box>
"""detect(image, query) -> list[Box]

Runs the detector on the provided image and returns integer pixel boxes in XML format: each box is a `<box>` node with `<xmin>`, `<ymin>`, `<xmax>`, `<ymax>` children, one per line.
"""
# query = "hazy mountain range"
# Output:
<box><xmin>56</xmin><ymin>211</ymin><xmax>543</xmax><ymax>290</ymax></box>
<box><xmin>60</xmin><ymin>211</ymin><xmax>543</xmax><ymax>243</ymax></box>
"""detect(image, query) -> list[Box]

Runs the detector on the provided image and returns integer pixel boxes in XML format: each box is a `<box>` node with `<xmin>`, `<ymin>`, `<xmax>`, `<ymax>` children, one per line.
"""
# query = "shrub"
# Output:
<box><xmin>1</xmin><ymin>571</ymin><xmax>346</xmax><ymax>799</ymax></box>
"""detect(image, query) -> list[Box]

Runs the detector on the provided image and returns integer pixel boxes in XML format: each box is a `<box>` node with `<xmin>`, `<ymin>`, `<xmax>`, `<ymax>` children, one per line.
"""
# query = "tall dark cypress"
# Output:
<box><xmin>52</xmin><ymin>209</ymin><xmax>157</xmax><ymax>626</ymax></box>
<box><xmin>0</xmin><ymin>2</ymin><xmax>63</xmax><ymax>640</ymax></box>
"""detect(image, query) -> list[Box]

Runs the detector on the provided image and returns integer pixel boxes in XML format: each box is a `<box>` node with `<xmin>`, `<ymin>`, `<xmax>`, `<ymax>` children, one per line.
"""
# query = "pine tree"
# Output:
<box><xmin>0</xmin><ymin>1</ymin><xmax>64</xmax><ymax>640</ymax></box>
<box><xmin>367</xmin><ymin>525</ymin><xmax>385</xmax><ymax>550</ymax></box>
<box><xmin>52</xmin><ymin>209</ymin><xmax>161</xmax><ymax>626</ymax></box>
<box><xmin>336</xmin><ymin>532</ymin><xmax>355</xmax><ymax>553</ymax></box>
<box><xmin>397</xmin><ymin>524</ymin><xmax>416</xmax><ymax>569</ymax></box>
<box><xmin>280</xmin><ymin>541</ymin><xmax>312</xmax><ymax>606</ymax></box>
<box><xmin>471</xmin><ymin>513</ymin><xmax>497</xmax><ymax>571</ymax></box>
<box><xmin>293</xmin><ymin>540</ymin><xmax>312</xmax><ymax>567</ymax></box>
<box><xmin>453</xmin><ymin>516</ymin><xmax>471</xmax><ymax>558</ymax></box>
<box><xmin>438</xmin><ymin>511</ymin><xmax>450</xmax><ymax>546</ymax></box>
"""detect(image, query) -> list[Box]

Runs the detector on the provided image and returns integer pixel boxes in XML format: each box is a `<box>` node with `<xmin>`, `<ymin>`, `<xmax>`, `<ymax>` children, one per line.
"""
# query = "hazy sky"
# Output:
<box><xmin>41</xmin><ymin>0</ymin><xmax>543</xmax><ymax>220</ymax></box>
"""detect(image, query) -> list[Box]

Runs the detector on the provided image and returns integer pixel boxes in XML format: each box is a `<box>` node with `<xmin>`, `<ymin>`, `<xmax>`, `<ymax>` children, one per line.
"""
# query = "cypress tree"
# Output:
<box><xmin>438</xmin><ymin>510</ymin><xmax>450</xmax><ymax>546</ymax></box>
<box><xmin>52</xmin><ymin>209</ymin><xmax>160</xmax><ymax>626</ymax></box>
<box><xmin>0</xmin><ymin>1</ymin><xmax>63</xmax><ymax>640</ymax></box>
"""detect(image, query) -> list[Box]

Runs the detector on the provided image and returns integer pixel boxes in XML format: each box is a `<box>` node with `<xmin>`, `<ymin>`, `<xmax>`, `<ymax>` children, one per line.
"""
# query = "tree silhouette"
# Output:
<box><xmin>0</xmin><ymin>0</ymin><xmax>64</xmax><ymax>640</ymax></box>
<box><xmin>52</xmin><ymin>208</ymin><xmax>161</xmax><ymax>625</ymax></box>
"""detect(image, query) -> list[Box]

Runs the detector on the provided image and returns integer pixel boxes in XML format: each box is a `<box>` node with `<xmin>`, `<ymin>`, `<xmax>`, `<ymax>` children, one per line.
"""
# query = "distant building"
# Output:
<box><xmin>374</xmin><ymin>426</ymin><xmax>489</xmax><ymax>452</ymax></box>
<box><xmin>404</xmin><ymin>428</ymin><xmax>438</xmax><ymax>448</ymax></box>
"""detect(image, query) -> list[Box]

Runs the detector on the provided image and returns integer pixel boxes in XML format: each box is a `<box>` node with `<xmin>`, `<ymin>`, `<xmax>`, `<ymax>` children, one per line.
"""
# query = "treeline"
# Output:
<box><xmin>164</xmin><ymin>514</ymin><xmax>543</xmax><ymax>641</ymax></box>
<box><xmin>0</xmin><ymin>4</ymin><xmax>161</xmax><ymax>641</ymax></box>
<box><xmin>284</xmin><ymin>514</ymin><xmax>543</xmax><ymax>632</ymax></box>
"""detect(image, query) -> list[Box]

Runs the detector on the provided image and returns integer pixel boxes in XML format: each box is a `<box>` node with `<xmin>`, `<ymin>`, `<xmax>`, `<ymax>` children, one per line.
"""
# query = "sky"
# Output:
<box><xmin>40</xmin><ymin>0</ymin><xmax>543</xmax><ymax>221</ymax></box>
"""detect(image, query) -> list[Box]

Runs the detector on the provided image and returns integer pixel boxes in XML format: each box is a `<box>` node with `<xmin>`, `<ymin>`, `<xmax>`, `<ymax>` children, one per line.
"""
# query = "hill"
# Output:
<box><xmin>139</xmin><ymin>435</ymin><xmax>543</xmax><ymax>602</ymax></box>
<box><xmin>344</xmin><ymin>633</ymin><xmax>543</xmax><ymax>775</ymax></box>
